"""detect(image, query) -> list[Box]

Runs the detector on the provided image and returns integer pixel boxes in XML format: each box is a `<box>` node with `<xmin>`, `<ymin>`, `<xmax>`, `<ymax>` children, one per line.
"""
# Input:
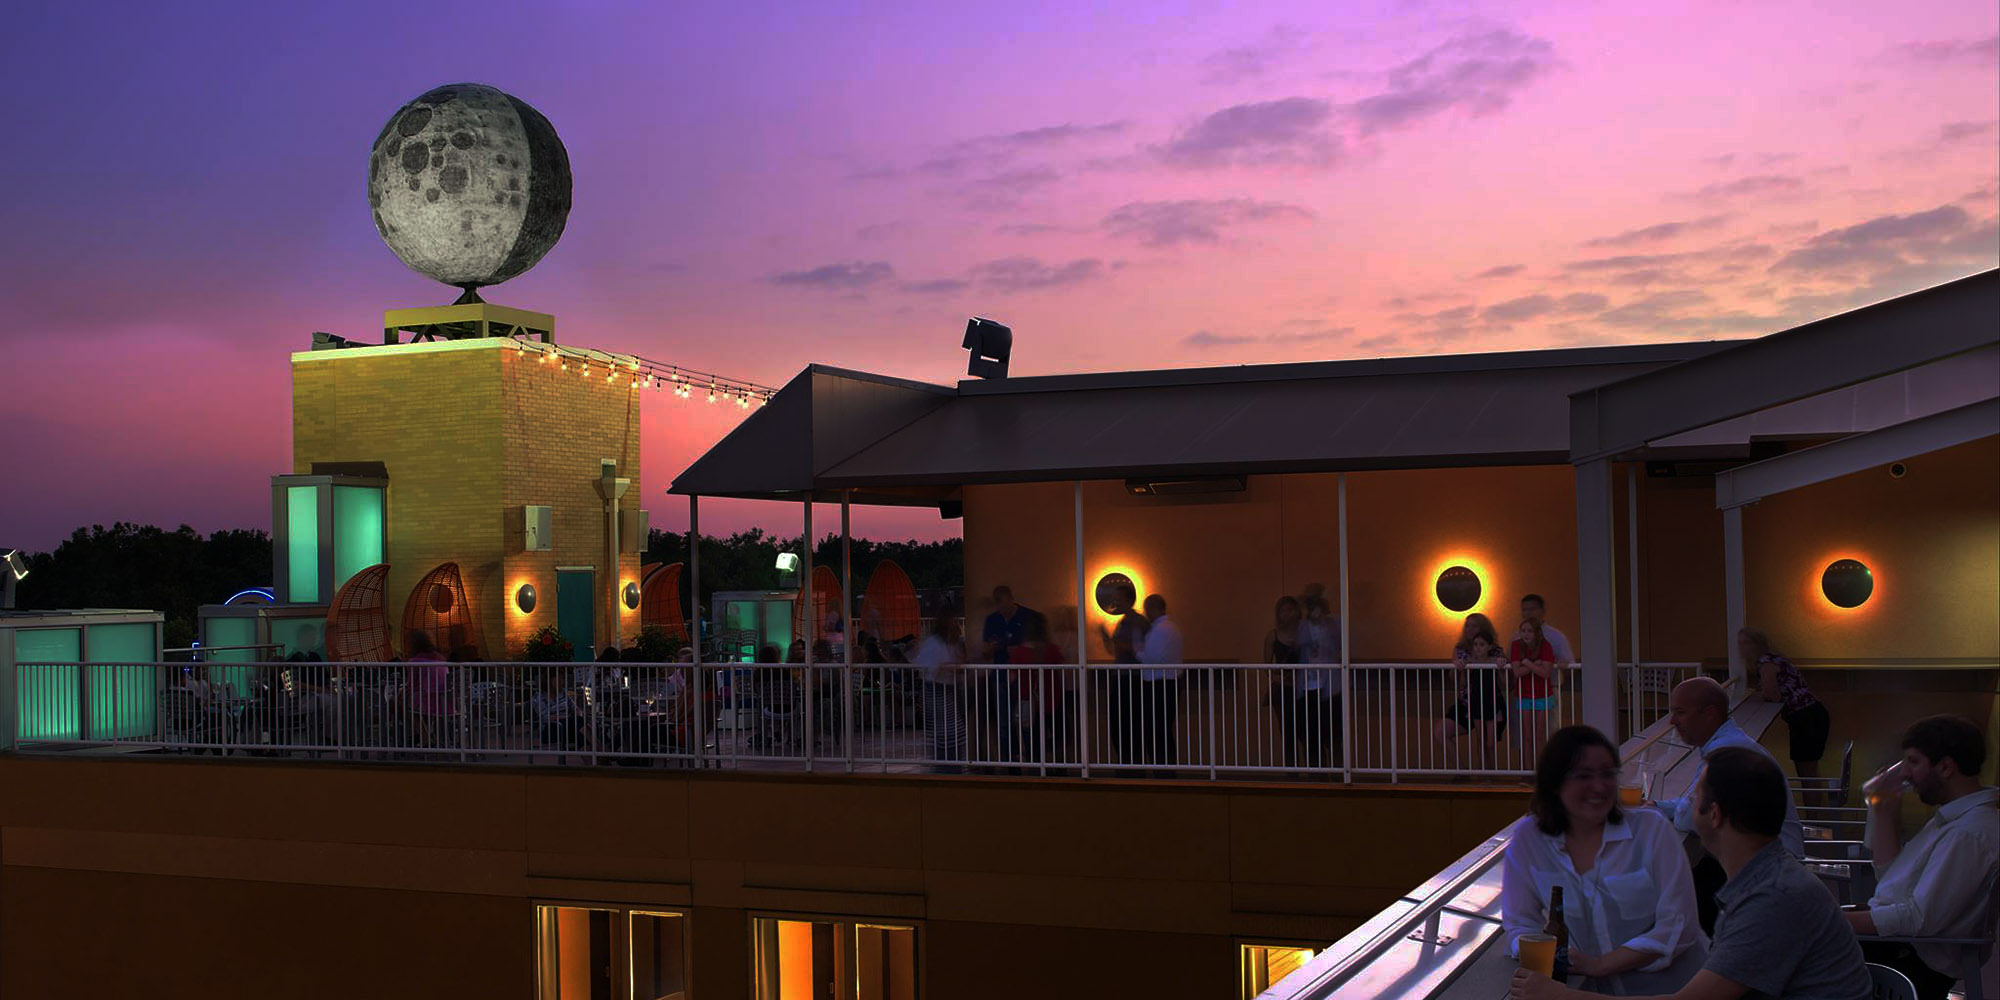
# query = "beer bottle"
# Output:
<box><xmin>1544</xmin><ymin>885</ymin><xmax>1570</xmax><ymax>983</ymax></box>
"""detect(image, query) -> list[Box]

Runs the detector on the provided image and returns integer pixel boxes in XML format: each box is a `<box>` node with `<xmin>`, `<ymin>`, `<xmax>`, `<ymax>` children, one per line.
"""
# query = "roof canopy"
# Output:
<box><xmin>672</xmin><ymin>271</ymin><xmax>2000</xmax><ymax>506</ymax></box>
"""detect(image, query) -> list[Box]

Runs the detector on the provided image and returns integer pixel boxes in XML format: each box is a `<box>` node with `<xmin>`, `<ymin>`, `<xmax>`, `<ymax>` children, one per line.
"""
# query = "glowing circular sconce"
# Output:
<box><xmin>1435</xmin><ymin>565</ymin><xmax>1483</xmax><ymax>613</ymax></box>
<box><xmin>623</xmin><ymin>581</ymin><xmax>641</xmax><ymax>610</ymax></box>
<box><xmin>430</xmin><ymin>584</ymin><xmax>455</xmax><ymax>613</ymax></box>
<box><xmin>1820</xmin><ymin>559</ymin><xmax>1874</xmax><ymax>609</ymax></box>
<box><xmin>1093</xmin><ymin>572</ymin><xmax>1138</xmax><ymax>614</ymax></box>
<box><xmin>515</xmin><ymin>583</ymin><xmax>537</xmax><ymax>614</ymax></box>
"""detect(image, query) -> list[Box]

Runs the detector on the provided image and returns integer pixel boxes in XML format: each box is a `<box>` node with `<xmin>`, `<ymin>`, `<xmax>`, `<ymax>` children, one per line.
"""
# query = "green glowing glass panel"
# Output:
<box><xmin>287</xmin><ymin>486</ymin><xmax>320</xmax><ymax>603</ymax></box>
<box><xmin>14</xmin><ymin>628</ymin><xmax>81</xmax><ymax>741</ymax></box>
<box><xmin>332</xmin><ymin>485</ymin><xmax>384</xmax><ymax>590</ymax></box>
<box><xmin>202</xmin><ymin>615</ymin><xmax>259</xmax><ymax>696</ymax></box>
<box><xmin>85</xmin><ymin>622</ymin><xmax>157</xmax><ymax>740</ymax></box>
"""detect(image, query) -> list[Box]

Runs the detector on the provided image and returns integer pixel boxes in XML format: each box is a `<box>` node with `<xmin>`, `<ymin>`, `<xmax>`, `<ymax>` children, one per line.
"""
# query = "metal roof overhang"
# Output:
<box><xmin>670</xmin><ymin>344</ymin><xmax>1738</xmax><ymax>505</ymax></box>
<box><xmin>1569</xmin><ymin>269</ymin><xmax>2000</xmax><ymax>464</ymax></box>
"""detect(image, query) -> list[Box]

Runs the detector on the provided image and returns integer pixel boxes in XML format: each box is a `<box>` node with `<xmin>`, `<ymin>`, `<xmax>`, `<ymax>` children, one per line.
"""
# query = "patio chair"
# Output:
<box><xmin>1792</xmin><ymin>739</ymin><xmax>1855</xmax><ymax>802</ymax></box>
<box><xmin>1866</xmin><ymin>963</ymin><xmax>1917</xmax><ymax>1000</ymax></box>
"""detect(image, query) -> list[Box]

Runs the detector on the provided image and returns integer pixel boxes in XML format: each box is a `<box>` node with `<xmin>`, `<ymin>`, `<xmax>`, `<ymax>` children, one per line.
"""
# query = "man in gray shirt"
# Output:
<box><xmin>1512</xmin><ymin>747</ymin><xmax>1869</xmax><ymax>1000</ymax></box>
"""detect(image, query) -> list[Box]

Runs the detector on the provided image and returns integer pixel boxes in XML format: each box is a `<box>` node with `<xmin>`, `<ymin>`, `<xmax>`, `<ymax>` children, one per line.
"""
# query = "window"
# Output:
<box><xmin>1239</xmin><ymin>942</ymin><xmax>1321</xmax><ymax>999</ymax></box>
<box><xmin>537</xmin><ymin>904</ymin><xmax>688</xmax><ymax>1000</ymax></box>
<box><xmin>751</xmin><ymin>916</ymin><xmax>916</xmax><ymax>1000</ymax></box>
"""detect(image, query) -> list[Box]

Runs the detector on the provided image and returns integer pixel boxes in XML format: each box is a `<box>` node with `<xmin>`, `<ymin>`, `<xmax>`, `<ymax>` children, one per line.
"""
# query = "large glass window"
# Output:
<box><xmin>1239</xmin><ymin>943</ymin><xmax>1321</xmax><ymax>999</ymax></box>
<box><xmin>536</xmin><ymin>904</ymin><xmax>687</xmax><ymax>1000</ymax></box>
<box><xmin>752</xmin><ymin>917</ymin><xmax>916</xmax><ymax>1000</ymax></box>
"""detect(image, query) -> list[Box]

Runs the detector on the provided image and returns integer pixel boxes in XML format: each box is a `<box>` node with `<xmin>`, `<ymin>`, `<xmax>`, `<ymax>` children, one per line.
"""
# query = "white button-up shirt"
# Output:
<box><xmin>1137</xmin><ymin>614</ymin><xmax>1183</xmax><ymax>681</ymax></box>
<box><xmin>1539</xmin><ymin>623</ymin><xmax>1575</xmax><ymax>665</ymax></box>
<box><xmin>1868</xmin><ymin>785</ymin><xmax>2000</xmax><ymax>976</ymax></box>
<box><xmin>1501</xmin><ymin>809</ymin><xmax>1708</xmax><ymax>995</ymax></box>
<box><xmin>1658</xmin><ymin>718</ymin><xmax>1805</xmax><ymax>858</ymax></box>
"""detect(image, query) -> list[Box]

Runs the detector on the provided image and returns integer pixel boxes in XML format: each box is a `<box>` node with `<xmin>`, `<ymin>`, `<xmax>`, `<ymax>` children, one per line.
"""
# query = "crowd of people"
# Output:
<box><xmin>1503</xmin><ymin>707</ymin><xmax>1998</xmax><ymax>1000</ymax></box>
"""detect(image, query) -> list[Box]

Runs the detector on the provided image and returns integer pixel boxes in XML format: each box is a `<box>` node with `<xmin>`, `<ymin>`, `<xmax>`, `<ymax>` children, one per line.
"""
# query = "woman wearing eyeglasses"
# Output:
<box><xmin>1500</xmin><ymin>725</ymin><xmax>1707</xmax><ymax>995</ymax></box>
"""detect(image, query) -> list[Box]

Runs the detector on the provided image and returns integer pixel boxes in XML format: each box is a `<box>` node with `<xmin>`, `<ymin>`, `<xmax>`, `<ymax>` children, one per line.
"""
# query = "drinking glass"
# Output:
<box><xmin>1518</xmin><ymin>934</ymin><xmax>1557</xmax><ymax>977</ymax></box>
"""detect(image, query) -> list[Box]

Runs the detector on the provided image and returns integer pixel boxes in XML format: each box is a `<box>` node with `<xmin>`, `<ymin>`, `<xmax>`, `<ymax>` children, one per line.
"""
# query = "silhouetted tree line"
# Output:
<box><xmin>644</xmin><ymin>528</ymin><xmax>963</xmax><ymax>610</ymax></box>
<box><xmin>14</xmin><ymin>523</ymin><xmax>274</xmax><ymax>650</ymax></box>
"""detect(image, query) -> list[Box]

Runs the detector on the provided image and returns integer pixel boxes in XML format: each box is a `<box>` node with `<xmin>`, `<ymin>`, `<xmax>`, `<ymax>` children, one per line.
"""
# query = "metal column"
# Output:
<box><xmin>1723</xmin><ymin>504</ymin><xmax>1746</xmax><ymax>691</ymax></box>
<box><xmin>689</xmin><ymin>495</ymin><xmax>704</xmax><ymax>768</ymax></box>
<box><xmin>803</xmin><ymin>498</ymin><xmax>814</xmax><ymax>772</ymax></box>
<box><xmin>1338</xmin><ymin>472</ymin><xmax>1352</xmax><ymax>784</ymax></box>
<box><xmin>1074</xmin><ymin>482</ymin><xmax>1089</xmax><ymax>779</ymax></box>
<box><xmin>841</xmin><ymin>492</ymin><xmax>854</xmax><ymax>773</ymax></box>
<box><xmin>1575</xmin><ymin>459</ymin><xmax>1619</xmax><ymax>736</ymax></box>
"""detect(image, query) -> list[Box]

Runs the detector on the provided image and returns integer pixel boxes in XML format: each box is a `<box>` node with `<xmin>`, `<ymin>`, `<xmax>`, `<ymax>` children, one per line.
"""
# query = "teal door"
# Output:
<box><xmin>556</xmin><ymin>569</ymin><xmax>595</xmax><ymax>662</ymax></box>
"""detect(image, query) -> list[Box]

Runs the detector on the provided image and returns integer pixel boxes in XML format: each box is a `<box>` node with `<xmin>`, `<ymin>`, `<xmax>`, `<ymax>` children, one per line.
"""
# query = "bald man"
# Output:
<box><xmin>1654</xmin><ymin>676</ymin><xmax>1805</xmax><ymax>934</ymax></box>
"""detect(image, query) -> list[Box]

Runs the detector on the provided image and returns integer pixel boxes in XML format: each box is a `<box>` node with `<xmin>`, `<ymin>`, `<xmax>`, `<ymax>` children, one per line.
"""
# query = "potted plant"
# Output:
<box><xmin>522</xmin><ymin>626</ymin><xmax>574</xmax><ymax>662</ymax></box>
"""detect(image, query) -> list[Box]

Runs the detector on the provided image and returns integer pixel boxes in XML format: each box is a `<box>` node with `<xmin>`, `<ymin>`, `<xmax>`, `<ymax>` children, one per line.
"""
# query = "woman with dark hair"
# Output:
<box><xmin>1435</xmin><ymin>613</ymin><xmax>1508</xmax><ymax>768</ymax></box>
<box><xmin>1500</xmin><ymin>725</ymin><xmax>1705</xmax><ymax>995</ymax></box>
<box><xmin>1740</xmin><ymin>626</ymin><xmax>1831</xmax><ymax>797</ymax></box>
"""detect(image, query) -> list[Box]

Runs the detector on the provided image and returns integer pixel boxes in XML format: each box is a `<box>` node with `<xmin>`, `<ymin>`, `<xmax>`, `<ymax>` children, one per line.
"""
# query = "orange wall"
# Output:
<box><xmin>1744</xmin><ymin>436</ymin><xmax>2000</xmax><ymax>663</ymax></box>
<box><xmin>964</xmin><ymin>467</ymin><xmax>1583</xmax><ymax>664</ymax></box>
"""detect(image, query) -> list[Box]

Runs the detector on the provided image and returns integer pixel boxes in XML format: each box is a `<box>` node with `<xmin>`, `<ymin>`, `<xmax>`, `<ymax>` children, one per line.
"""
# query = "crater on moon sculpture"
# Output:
<box><xmin>367</xmin><ymin>83</ymin><xmax>571</xmax><ymax>296</ymax></box>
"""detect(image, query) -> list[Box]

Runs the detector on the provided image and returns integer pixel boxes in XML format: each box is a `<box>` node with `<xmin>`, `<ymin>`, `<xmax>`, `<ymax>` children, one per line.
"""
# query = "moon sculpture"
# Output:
<box><xmin>367</xmin><ymin>83</ymin><xmax>571</xmax><ymax>297</ymax></box>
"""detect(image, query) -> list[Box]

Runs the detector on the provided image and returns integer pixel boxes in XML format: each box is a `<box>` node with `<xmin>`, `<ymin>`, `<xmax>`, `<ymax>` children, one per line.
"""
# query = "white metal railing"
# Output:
<box><xmin>7</xmin><ymin>659</ymin><xmax>1699</xmax><ymax>781</ymax></box>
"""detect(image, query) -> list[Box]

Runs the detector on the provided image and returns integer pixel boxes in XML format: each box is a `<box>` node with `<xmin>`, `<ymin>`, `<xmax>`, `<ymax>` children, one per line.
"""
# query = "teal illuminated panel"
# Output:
<box><xmin>14</xmin><ymin>628</ymin><xmax>81</xmax><ymax>741</ymax></box>
<box><xmin>287</xmin><ymin>486</ymin><xmax>320</xmax><ymax>602</ymax></box>
<box><xmin>331</xmin><ymin>485</ymin><xmax>384</xmax><ymax>590</ymax></box>
<box><xmin>84</xmin><ymin>622</ymin><xmax>157</xmax><ymax>740</ymax></box>
<box><xmin>202</xmin><ymin>616</ymin><xmax>259</xmax><ymax>696</ymax></box>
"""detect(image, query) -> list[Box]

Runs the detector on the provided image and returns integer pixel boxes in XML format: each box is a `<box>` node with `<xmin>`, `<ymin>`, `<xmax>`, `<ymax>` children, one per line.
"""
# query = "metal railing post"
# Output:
<box><xmin>1206</xmin><ymin>665</ymin><xmax>1219</xmax><ymax>780</ymax></box>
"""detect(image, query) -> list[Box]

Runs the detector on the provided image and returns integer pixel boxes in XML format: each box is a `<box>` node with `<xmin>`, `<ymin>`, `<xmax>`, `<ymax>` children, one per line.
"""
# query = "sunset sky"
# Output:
<box><xmin>2</xmin><ymin>1</ymin><xmax>1995</xmax><ymax>553</ymax></box>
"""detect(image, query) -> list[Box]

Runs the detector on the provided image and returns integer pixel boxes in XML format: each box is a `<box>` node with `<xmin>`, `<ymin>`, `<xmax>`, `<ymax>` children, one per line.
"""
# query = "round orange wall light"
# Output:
<box><xmin>1435</xmin><ymin>565</ymin><xmax>1483</xmax><ymax>613</ymax></box>
<box><xmin>1819</xmin><ymin>559</ymin><xmax>1874</xmax><ymax>609</ymax></box>
<box><xmin>1093</xmin><ymin>571</ymin><xmax>1139</xmax><ymax>615</ymax></box>
<box><xmin>514</xmin><ymin>583</ymin><xmax>537</xmax><ymax>614</ymax></box>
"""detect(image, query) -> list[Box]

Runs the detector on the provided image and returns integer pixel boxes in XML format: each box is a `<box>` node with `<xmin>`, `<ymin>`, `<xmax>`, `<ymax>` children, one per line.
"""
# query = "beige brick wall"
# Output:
<box><xmin>291</xmin><ymin>340</ymin><xmax>641</xmax><ymax>660</ymax></box>
<box><xmin>497</xmin><ymin>346</ymin><xmax>642</xmax><ymax>659</ymax></box>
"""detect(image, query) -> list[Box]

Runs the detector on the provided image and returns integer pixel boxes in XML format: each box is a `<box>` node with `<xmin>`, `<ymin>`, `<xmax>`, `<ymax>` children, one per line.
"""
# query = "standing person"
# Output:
<box><xmin>1265</xmin><ymin>596</ymin><xmax>1310</xmax><ymax>770</ymax></box>
<box><xmin>1297</xmin><ymin>595</ymin><xmax>1343</xmax><ymax>768</ymax></box>
<box><xmin>1096</xmin><ymin>577</ymin><xmax>1149</xmax><ymax>766</ymax></box>
<box><xmin>1846</xmin><ymin>715</ymin><xmax>2000</xmax><ymax>1000</ymax></box>
<box><xmin>1015</xmin><ymin>613</ymin><xmax>1069</xmax><ymax>766</ymax></box>
<box><xmin>1436</xmin><ymin>613</ymin><xmax>1509</xmax><ymax>770</ymax></box>
<box><xmin>980</xmin><ymin>586</ymin><xmax>1032</xmax><ymax>764</ymax></box>
<box><xmin>1739</xmin><ymin>627</ymin><xmax>1831</xmax><ymax>802</ymax></box>
<box><xmin>1510</xmin><ymin>748</ymin><xmax>1872</xmax><ymax>1000</ymax></box>
<box><xmin>1652</xmin><ymin>677</ymin><xmax>1805</xmax><ymax>935</ymax></box>
<box><xmin>1135</xmin><ymin>594</ymin><xmax>1185</xmax><ymax>774</ymax></box>
<box><xmin>1510</xmin><ymin>619</ymin><xmax>1558</xmax><ymax>765</ymax></box>
<box><xmin>913</xmin><ymin>609</ymin><xmax>967</xmax><ymax>771</ymax></box>
<box><xmin>405</xmin><ymin>629</ymin><xmax>452</xmax><ymax>749</ymax></box>
<box><xmin>1501</xmin><ymin>725</ymin><xmax>1707</xmax><ymax>995</ymax></box>
<box><xmin>1520</xmin><ymin>594</ymin><xmax>1574</xmax><ymax>665</ymax></box>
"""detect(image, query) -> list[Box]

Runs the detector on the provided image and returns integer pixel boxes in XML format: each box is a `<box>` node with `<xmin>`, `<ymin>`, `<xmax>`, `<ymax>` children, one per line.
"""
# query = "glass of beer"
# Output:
<box><xmin>1618</xmin><ymin>769</ymin><xmax>1645</xmax><ymax>808</ymax></box>
<box><xmin>1518</xmin><ymin>933</ymin><xmax>1557</xmax><ymax>977</ymax></box>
